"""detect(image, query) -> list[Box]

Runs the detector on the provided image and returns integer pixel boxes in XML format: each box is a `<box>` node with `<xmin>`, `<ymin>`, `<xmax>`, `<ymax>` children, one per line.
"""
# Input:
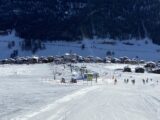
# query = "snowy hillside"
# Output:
<box><xmin>0</xmin><ymin>63</ymin><xmax>160</xmax><ymax>120</ymax></box>
<box><xmin>0</xmin><ymin>32</ymin><xmax>160</xmax><ymax>61</ymax></box>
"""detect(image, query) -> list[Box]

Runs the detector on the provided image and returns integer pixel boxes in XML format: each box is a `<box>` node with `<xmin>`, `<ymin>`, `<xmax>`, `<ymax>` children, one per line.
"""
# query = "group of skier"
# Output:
<box><xmin>113</xmin><ymin>77</ymin><xmax>159</xmax><ymax>85</ymax></box>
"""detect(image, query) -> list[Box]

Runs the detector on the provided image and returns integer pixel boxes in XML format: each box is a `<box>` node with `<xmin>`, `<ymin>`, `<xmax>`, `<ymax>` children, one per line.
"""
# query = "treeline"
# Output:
<box><xmin>0</xmin><ymin>0</ymin><xmax>160</xmax><ymax>50</ymax></box>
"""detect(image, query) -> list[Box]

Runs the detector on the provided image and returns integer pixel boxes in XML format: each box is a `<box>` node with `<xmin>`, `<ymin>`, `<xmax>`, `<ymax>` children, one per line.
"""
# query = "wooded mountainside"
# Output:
<box><xmin>0</xmin><ymin>0</ymin><xmax>160</xmax><ymax>46</ymax></box>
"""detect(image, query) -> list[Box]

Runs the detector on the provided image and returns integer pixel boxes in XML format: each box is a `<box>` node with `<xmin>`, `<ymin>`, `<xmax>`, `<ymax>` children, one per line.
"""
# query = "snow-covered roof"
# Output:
<box><xmin>65</xmin><ymin>53</ymin><xmax>70</xmax><ymax>56</ymax></box>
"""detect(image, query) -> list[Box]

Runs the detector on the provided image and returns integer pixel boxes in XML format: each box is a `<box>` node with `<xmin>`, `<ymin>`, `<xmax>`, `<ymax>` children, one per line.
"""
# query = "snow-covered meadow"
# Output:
<box><xmin>0</xmin><ymin>63</ymin><xmax>160</xmax><ymax>120</ymax></box>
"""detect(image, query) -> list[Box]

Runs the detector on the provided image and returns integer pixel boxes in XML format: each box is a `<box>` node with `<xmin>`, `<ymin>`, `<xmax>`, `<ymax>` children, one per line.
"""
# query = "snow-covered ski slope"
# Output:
<box><xmin>0</xmin><ymin>63</ymin><xmax>160</xmax><ymax>120</ymax></box>
<box><xmin>0</xmin><ymin>32</ymin><xmax>160</xmax><ymax>60</ymax></box>
<box><xmin>0</xmin><ymin>63</ymin><xmax>83</xmax><ymax>120</ymax></box>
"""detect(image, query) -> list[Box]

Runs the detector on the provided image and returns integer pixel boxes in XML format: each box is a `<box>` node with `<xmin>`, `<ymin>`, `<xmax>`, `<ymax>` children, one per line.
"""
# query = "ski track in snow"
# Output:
<box><xmin>17</xmin><ymin>85</ymin><xmax>160</xmax><ymax>120</ymax></box>
<box><xmin>13</xmin><ymin>86</ymin><xmax>99</xmax><ymax>120</ymax></box>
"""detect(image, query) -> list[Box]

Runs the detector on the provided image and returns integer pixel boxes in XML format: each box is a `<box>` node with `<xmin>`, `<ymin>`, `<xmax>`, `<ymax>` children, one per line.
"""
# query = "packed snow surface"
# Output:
<box><xmin>0</xmin><ymin>63</ymin><xmax>160</xmax><ymax>120</ymax></box>
<box><xmin>0</xmin><ymin>63</ymin><xmax>83</xmax><ymax>120</ymax></box>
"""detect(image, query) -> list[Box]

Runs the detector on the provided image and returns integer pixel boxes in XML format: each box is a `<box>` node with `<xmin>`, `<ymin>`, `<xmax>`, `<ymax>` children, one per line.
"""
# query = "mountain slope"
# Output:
<box><xmin>0</xmin><ymin>32</ymin><xmax>160</xmax><ymax>60</ymax></box>
<box><xmin>0</xmin><ymin>0</ymin><xmax>160</xmax><ymax>45</ymax></box>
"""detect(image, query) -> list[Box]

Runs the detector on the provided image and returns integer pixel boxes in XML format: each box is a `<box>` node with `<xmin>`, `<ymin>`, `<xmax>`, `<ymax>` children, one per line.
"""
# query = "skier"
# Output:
<box><xmin>146</xmin><ymin>78</ymin><xmax>148</xmax><ymax>83</ymax></box>
<box><xmin>142</xmin><ymin>79</ymin><xmax>145</xmax><ymax>84</ymax></box>
<box><xmin>131</xmin><ymin>79</ymin><xmax>135</xmax><ymax>85</ymax></box>
<box><xmin>61</xmin><ymin>78</ymin><xmax>66</xmax><ymax>83</ymax></box>
<box><xmin>114</xmin><ymin>79</ymin><xmax>117</xmax><ymax>85</ymax></box>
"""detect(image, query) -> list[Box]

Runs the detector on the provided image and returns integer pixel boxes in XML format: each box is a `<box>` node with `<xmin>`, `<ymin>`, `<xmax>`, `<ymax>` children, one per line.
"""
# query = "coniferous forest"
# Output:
<box><xmin>0</xmin><ymin>0</ymin><xmax>160</xmax><ymax>48</ymax></box>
